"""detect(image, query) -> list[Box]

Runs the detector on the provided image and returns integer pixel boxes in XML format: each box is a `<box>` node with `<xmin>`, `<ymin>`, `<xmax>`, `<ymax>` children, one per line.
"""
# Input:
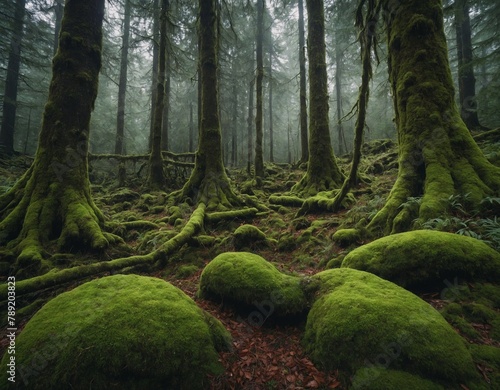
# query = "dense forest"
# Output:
<box><xmin>0</xmin><ymin>0</ymin><xmax>500</xmax><ymax>389</ymax></box>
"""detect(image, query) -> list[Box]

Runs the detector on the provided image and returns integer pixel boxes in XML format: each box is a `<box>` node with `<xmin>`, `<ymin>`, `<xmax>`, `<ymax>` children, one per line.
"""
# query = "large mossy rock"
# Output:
<box><xmin>199</xmin><ymin>252</ymin><xmax>307</xmax><ymax>318</ymax></box>
<box><xmin>0</xmin><ymin>274</ymin><xmax>231</xmax><ymax>390</ymax></box>
<box><xmin>341</xmin><ymin>230</ymin><xmax>500</xmax><ymax>290</ymax></box>
<box><xmin>304</xmin><ymin>269</ymin><xmax>478</xmax><ymax>388</ymax></box>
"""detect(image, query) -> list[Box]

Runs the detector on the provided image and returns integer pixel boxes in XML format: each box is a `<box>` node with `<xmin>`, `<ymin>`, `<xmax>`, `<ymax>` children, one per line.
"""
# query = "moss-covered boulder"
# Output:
<box><xmin>352</xmin><ymin>369</ymin><xmax>444</xmax><ymax>390</ymax></box>
<box><xmin>199</xmin><ymin>252</ymin><xmax>308</xmax><ymax>319</ymax></box>
<box><xmin>341</xmin><ymin>230</ymin><xmax>500</xmax><ymax>290</ymax></box>
<box><xmin>232</xmin><ymin>224</ymin><xmax>268</xmax><ymax>249</ymax></box>
<box><xmin>304</xmin><ymin>268</ymin><xmax>478</xmax><ymax>387</ymax></box>
<box><xmin>1</xmin><ymin>274</ymin><xmax>231</xmax><ymax>390</ymax></box>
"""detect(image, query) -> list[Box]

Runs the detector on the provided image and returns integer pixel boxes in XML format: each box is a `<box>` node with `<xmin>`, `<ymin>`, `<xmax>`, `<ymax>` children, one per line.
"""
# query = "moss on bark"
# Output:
<box><xmin>365</xmin><ymin>0</ymin><xmax>500</xmax><ymax>235</ymax></box>
<box><xmin>0</xmin><ymin>0</ymin><xmax>122</xmax><ymax>274</ymax></box>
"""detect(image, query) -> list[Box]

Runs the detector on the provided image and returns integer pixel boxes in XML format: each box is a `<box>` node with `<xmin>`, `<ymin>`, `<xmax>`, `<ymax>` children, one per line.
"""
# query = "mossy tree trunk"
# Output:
<box><xmin>298</xmin><ymin>0</ymin><xmax>309</xmax><ymax>163</ymax></box>
<box><xmin>0</xmin><ymin>0</ymin><xmax>119</xmax><ymax>273</ymax></box>
<box><xmin>175</xmin><ymin>0</ymin><xmax>240</xmax><ymax>210</ymax></box>
<box><xmin>292</xmin><ymin>0</ymin><xmax>343</xmax><ymax>197</ymax></box>
<box><xmin>147</xmin><ymin>0</ymin><xmax>168</xmax><ymax>189</ymax></box>
<box><xmin>367</xmin><ymin>0</ymin><xmax>500</xmax><ymax>234</ymax></box>
<box><xmin>254</xmin><ymin>0</ymin><xmax>265</xmax><ymax>180</ymax></box>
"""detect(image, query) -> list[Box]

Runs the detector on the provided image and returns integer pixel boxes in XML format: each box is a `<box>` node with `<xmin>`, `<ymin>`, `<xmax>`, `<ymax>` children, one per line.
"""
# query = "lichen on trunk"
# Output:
<box><xmin>0</xmin><ymin>0</ymin><xmax>121</xmax><ymax>275</ymax></box>
<box><xmin>364</xmin><ymin>0</ymin><xmax>500</xmax><ymax>235</ymax></box>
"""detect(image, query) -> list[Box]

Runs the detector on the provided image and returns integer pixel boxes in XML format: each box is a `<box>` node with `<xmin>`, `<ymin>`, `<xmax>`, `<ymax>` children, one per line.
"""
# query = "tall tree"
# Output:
<box><xmin>298</xmin><ymin>0</ymin><xmax>308</xmax><ymax>163</ymax></box>
<box><xmin>254</xmin><ymin>0</ymin><xmax>265</xmax><ymax>179</ymax></box>
<box><xmin>147</xmin><ymin>0</ymin><xmax>168</xmax><ymax>188</ymax></box>
<box><xmin>359</xmin><ymin>0</ymin><xmax>500</xmax><ymax>235</ymax></box>
<box><xmin>454</xmin><ymin>0</ymin><xmax>481</xmax><ymax>129</ymax></box>
<box><xmin>268</xmin><ymin>29</ymin><xmax>274</xmax><ymax>163</ymax></box>
<box><xmin>174</xmin><ymin>0</ymin><xmax>240</xmax><ymax>210</ymax></box>
<box><xmin>293</xmin><ymin>0</ymin><xmax>344</xmax><ymax>196</ymax></box>
<box><xmin>0</xmin><ymin>0</ymin><xmax>26</xmax><ymax>156</ymax></box>
<box><xmin>247</xmin><ymin>52</ymin><xmax>255</xmax><ymax>175</ymax></box>
<box><xmin>53</xmin><ymin>0</ymin><xmax>64</xmax><ymax>56</ymax></box>
<box><xmin>149</xmin><ymin>0</ymin><xmax>160</xmax><ymax>150</ymax></box>
<box><xmin>0</xmin><ymin>0</ymin><xmax>119</xmax><ymax>272</ymax></box>
<box><xmin>115</xmin><ymin>0</ymin><xmax>132</xmax><ymax>155</ymax></box>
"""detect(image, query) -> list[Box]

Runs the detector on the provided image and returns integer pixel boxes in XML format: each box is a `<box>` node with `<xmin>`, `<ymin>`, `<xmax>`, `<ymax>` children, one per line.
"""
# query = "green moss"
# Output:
<box><xmin>233</xmin><ymin>224</ymin><xmax>268</xmax><ymax>250</ymax></box>
<box><xmin>176</xmin><ymin>264</ymin><xmax>199</xmax><ymax>279</ymax></box>
<box><xmin>304</xmin><ymin>268</ymin><xmax>477</xmax><ymax>385</ymax></box>
<box><xmin>0</xmin><ymin>275</ymin><xmax>230</xmax><ymax>389</ymax></box>
<box><xmin>341</xmin><ymin>230</ymin><xmax>500</xmax><ymax>290</ymax></box>
<box><xmin>332</xmin><ymin>228</ymin><xmax>363</xmax><ymax>247</ymax></box>
<box><xmin>352</xmin><ymin>369</ymin><xmax>444</xmax><ymax>390</ymax></box>
<box><xmin>469</xmin><ymin>344</ymin><xmax>500</xmax><ymax>389</ymax></box>
<box><xmin>198</xmin><ymin>252</ymin><xmax>308</xmax><ymax>318</ymax></box>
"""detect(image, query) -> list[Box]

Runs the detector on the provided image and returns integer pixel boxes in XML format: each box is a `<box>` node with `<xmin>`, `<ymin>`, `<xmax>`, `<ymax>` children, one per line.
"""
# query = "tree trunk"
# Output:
<box><xmin>147</xmin><ymin>0</ymin><xmax>168</xmax><ymax>189</ymax></box>
<box><xmin>269</xmin><ymin>42</ymin><xmax>274</xmax><ymax>163</ymax></box>
<box><xmin>161</xmin><ymin>52</ymin><xmax>171</xmax><ymax>151</ymax></box>
<box><xmin>53</xmin><ymin>0</ymin><xmax>63</xmax><ymax>56</ymax></box>
<box><xmin>0</xmin><ymin>0</ymin><xmax>26</xmax><ymax>157</ymax></box>
<box><xmin>247</xmin><ymin>57</ymin><xmax>254</xmax><ymax>175</ymax></box>
<box><xmin>149</xmin><ymin>0</ymin><xmax>160</xmax><ymax>150</ymax></box>
<box><xmin>298</xmin><ymin>0</ymin><xmax>309</xmax><ymax>163</ymax></box>
<box><xmin>232</xmin><ymin>82</ymin><xmax>238</xmax><ymax>166</ymax></box>
<box><xmin>293</xmin><ymin>0</ymin><xmax>344</xmax><ymax>197</ymax></box>
<box><xmin>254</xmin><ymin>0</ymin><xmax>265</xmax><ymax>179</ymax></box>
<box><xmin>115</xmin><ymin>0</ymin><xmax>131</xmax><ymax>155</ymax></box>
<box><xmin>367</xmin><ymin>0</ymin><xmax>500</xmax><ymax>235</ymax></box>
<box><xmin>335</xmin><ymin>25</ymin><xmax>346</xmax><ymax>155</ymax></box>
<box><xmin>175</xmin><ymin>0</ymin><xmax>240</xmax><ymax>210</ymax></box>
<box><xmin>0</xmin><ymin>0</ymin><xmax>120</xmax><ymax>275</ymax></box>
<box><xmin>454</xmin><ymin>0</ymin><xmax>481</xmax><ymax>130</ymax></box>
<box><xmin>189</xmin><ymin>101</ymin><xmax>194</xmax><ymax>152</ymax></box>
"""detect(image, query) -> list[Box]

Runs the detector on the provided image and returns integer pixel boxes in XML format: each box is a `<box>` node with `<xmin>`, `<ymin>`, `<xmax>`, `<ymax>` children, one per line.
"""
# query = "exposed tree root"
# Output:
<box><xmin>296</xmin><ymin>191</ymin><xmax>356</xmax><ymax>216</ymax></box>
<box><xmin>172</xmin><ymin>170</ymin><xmax>243</xmax><ymax>211</ymax></box>
<box><xmin>1</xmin><ymin>203</ymin><xmax>207</xmax><ymax>297</ymax></box>
<box><xmin>205</xmin><ymin>208</ymin><xmax>259</xmax><ymax>224</ymax></box>
<box><xmin>0</xmin><ymin>166</ymin><xmax>122</xmax><ymax>275</ymax></box>
<box><xmin>269</xmin><ymin>195</ymin><xmax>305</xmax><ymax>208</ymax></box>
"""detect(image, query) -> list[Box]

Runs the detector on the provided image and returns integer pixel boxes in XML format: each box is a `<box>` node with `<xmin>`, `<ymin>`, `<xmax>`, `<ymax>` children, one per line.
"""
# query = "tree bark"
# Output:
<box><xmin>298</xmin><ymin>0</ymin><xmax>309</xmax><ymax>163</ymax></box>
<box><xmin>161</xmin><ymin>52</ymin><xmax>171</xmax><ymax>151</ymax></box>
<box><xmin>454</xmin><ymin>0</ymin><xmax>481</xmax><ymax>130</ymax></box>
<box><xmin>189</xmin><ymin>101</ymin><xmax>194</xmax><ymax>152</ymax></box>
<box><xmin>149</xmin><ymin>0</ymin><xmax>160</xmax><ymax>150</ymax></box>
<box><xmin>269</xmin><ymin>40</ymin><xmax>274</xmax><ymax>163</ymax></box>
<box><xmin>254</xmin><ymin>0</ymin><xmax>265</xmax><ymax>179</ymax></box>
<box><xmin>0</xmin><ymin>0</ymin><xmax>120</xmax><ymax>275</ymax></box>
<box><xmin>335</xmin><ymin>25</ymin><xmax>346</xmax><ymax>155</ymax></box>
<box><xmin>293</xmin><ymin>0</ymin><xmax>344</xmax><ymax>197</ymax></box>
<box><xmin>52</xmin><ymin>0</ymin><xmax>63</xmax><ymax>56</ymax></box>
<box><xmin>232</xmin><ymin>82</ymin><xmax>238</xmax><ymax>166</ymax></box>
<box><xmin>147</xmin><ymin>0</ymin><xmax>168</xmax><ymax>189</ymax></box>
<box><xmin>0</xmin><ymin>0</ymin><xmax>26</xmax><ymax>157</ymax></box>
<box><xmin>367</xmin><ymin>0</ymin><xmax>500</xmax><ymax>235</ymax></box>
<box><xmin>174</xmin><ymin>0</ymin><xmax>240</xmax><ymax>210</ymax></box>
<box><xmin>114</xmin><ymin>0</ymin><xmax>131</xmax><ymax>155</ymax></box>
<box><xmin>247</xmin><ymin>54</ymin><xmax>254</xmax><ymax>175</ymax></box>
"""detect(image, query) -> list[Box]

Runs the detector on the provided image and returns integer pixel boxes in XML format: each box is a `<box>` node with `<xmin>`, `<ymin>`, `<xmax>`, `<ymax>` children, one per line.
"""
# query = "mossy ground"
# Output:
<box><xmin>0</xmin><ymin>274</ymin><xmax>231</xmax><ymax>389</ymax></box>
<box><xmin>1</xmin><ymin>137</ymin><xmax>499</xmax><ymax>389</ymax></box>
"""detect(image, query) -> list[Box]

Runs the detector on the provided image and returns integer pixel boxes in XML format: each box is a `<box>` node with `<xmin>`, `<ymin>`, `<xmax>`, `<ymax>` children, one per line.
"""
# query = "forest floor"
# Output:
<box><xmin>1</xmin><ymin>138</ymin><xmax>500</xmax><ymax>389</ymax></box>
